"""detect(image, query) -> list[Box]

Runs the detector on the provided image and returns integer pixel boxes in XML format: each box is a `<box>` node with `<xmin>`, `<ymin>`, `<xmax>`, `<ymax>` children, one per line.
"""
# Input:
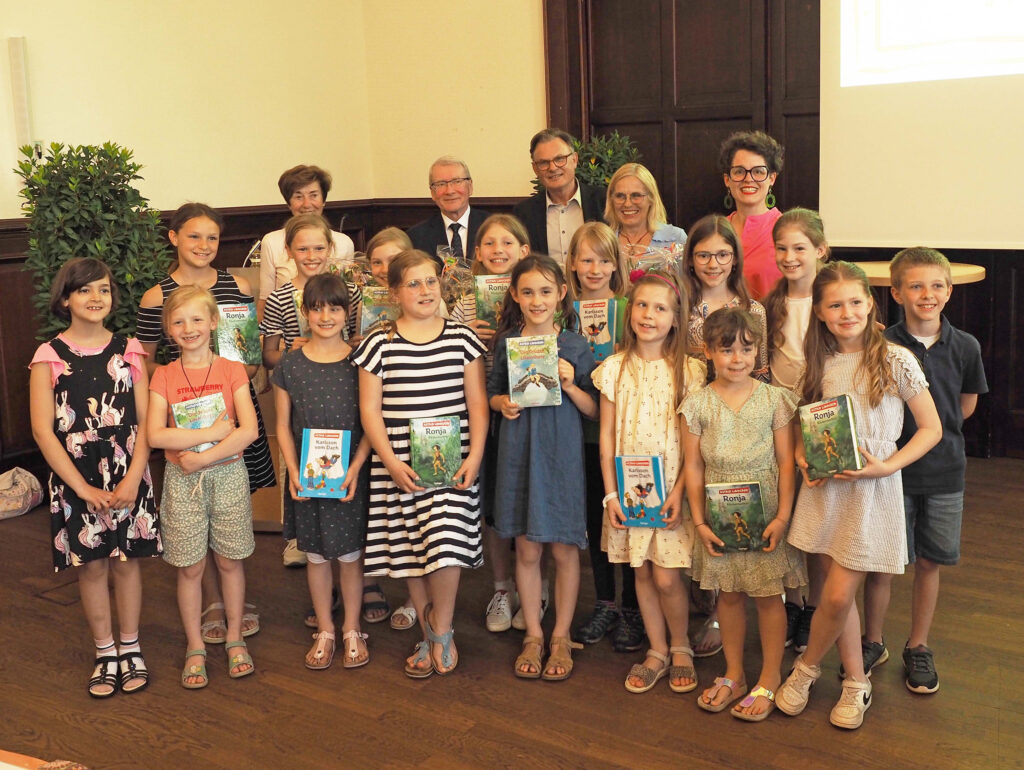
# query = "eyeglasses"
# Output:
<box><xmin>693</xmin><ymin>251</ymin><xmax>734</xmax><ymax>265</ymax></box>
<box><xmin>401</xmin><ymin>276</ymin><xmax>440</xmax><ymax>291</ymax></box>
<box><xmin>429</xmin><ymin>177</ymin><xmax>470</xmax><ymax>191</ymax></box>
<box><xmin>728</xmin><ymin>165</ymin><xmax>770</xmax><ymax>182</ymax></box>
<box><xmin>532</xmin><ymin>153</ymin><xmax>574</xmax><ymax>171</ymax></box>
<box><xmin>611</xmin><ymin>192</ymin><xmax>649</xmax><ymax>204</ymax></box>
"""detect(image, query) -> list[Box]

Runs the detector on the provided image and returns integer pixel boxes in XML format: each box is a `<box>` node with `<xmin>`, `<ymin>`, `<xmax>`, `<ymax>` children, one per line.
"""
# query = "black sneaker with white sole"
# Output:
<box><xmin>839</xmin><ymin>636</ymin><xmax>889</xmax><ymax>678</ymax></box>
<box><xmin>793</xmin><ymin>604</ymin><xmax>815</xmax><ymax>653</ymax></box>
<box><xmin>903</xmin><ymin>643</ymin><xmax>940</xmax><ymax>694</ymax></box>
<box><xmin>784</xmin><ymin>601</ymin><xmax>802</xmax><ymax>648</ymax></box>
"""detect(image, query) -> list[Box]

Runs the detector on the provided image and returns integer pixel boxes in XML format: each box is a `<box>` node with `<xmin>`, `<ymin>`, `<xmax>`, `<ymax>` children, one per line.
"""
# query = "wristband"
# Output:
<box><xmin>602</xmin><ymin>492</ymin><xmax>618</xmax><ymax>507</ymax></box>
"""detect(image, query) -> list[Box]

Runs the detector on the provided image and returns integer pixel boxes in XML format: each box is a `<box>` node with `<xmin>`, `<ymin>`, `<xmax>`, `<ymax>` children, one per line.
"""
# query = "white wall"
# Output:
<box><xmin>0</xmin><ymin>0</ymin><xmax>546</xmax><ymax>220</ymax></box>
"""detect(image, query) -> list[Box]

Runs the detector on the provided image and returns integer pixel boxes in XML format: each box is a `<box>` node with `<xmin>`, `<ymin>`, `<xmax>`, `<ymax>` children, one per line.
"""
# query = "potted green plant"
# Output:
<box><xmin>15</xmin><ymin>142</ymin><xmax>171</xmax><ymax>340</ymax></box>
<box><xmin>532</xmin><ymin>130</ymin><xmax>642</xmax><ymax>193</ymax></box>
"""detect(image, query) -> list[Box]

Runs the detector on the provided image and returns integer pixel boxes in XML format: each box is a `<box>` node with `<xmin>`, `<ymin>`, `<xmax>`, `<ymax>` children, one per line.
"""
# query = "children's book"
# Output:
<box><xmin>705</xmin><ymin>481</ymin><xmax>768</xmax><ymax>551</ymax></box>
<box><xmin>798</xmin><ymin>394</ymin><xmax>863</xmax><ymax>480</ymax></box>
<box><xmin>170</xmin><ymin>392</ymin><xmax>236</xmax><ymax>461</ymax></box>
<box><xmin>408</xmin><ymin>416</ymin><xmax>461</xmax><ymax>488</ymax></box>
<box><xmin>614</xmin><ymin>456</ymin><xmax>667</xmax><ymax>528</ymax></box>
<box><xmin>214</xmin><ymin>303</ymin><xmax>261</xmax><ymax>365</ymax></box>
<box><xmin>292</xmin><ymin>289</ymin><xmax>310</xmax><ymax>338</ymax></box>
<box><xmin>360</xmin><ymin>284</ymin><xmax>397</xmax><ymax>335</ymax></box>
<box><xmin>474</xmin><ymin>274</ymin><xmax>512</xmax><ymax>331</ymax></box>
<box><xmin>574</xmin><ymin>298</ymin><xmax>616</xmax><ymax>362</ymax></box>
<box><xmin>298</xmin><ymin>428</ymin><xmax>352</xmax><ymax>498</ymax></box>
<box><xmin>507</xmin><ymin>334</ymin><xmax>562</xmax><ymax>408</ymax></box>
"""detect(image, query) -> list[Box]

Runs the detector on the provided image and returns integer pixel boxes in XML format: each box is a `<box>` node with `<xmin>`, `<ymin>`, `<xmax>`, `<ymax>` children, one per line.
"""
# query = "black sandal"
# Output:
<box><xmin>118</xmin><ymin>651</ymin><xmax>149</xmax><ymax>694</ymax></box>
<box><xmin>88</xmin><ymin>655</ymin><xmax>119</xmax><ymax>699</ymax></box>
<box><xmin>361</xmin><ymin>583</ymin><xmax>391</xmax><ymax>624</ymax></box>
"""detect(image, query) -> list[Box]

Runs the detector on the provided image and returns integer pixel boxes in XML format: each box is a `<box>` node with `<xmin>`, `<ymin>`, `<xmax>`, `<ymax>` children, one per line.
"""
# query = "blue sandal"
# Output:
<box><xmin>423</xmin><ymin>602</ymin><xmax>458</xmax><ymax>675</ymax></box>
<box><xmin>404</xmin><ymin>639</ymin><xmax>433</xmax><ymax>679</ymax></box>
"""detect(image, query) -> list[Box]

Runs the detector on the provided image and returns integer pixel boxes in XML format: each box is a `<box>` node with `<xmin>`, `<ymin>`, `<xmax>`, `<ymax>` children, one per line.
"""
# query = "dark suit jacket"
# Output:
<box><xmin>512</xmin><ymin>181</ymin><xmax>606</xmax><ymax>256</ymax></box>
<box><xmin>407</xmin><ymin>207</ymin><xmax>491</xmax><ymax>263</ymax></box>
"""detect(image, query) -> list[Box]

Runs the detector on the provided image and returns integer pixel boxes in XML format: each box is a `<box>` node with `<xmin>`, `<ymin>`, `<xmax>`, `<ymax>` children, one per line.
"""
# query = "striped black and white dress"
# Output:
<box><xmin>135</xmin><ymin>271</ymin><xmax>277</xmax><ymax>493</ymax></box>
<box><xmin>351</xmin><ymin>321</ymin><xmax>486</xmax><ymax>577</ymax></box>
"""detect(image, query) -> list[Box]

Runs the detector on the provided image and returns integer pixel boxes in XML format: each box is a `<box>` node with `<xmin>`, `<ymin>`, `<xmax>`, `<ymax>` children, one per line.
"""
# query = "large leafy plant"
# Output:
<box><xmin>16</xmin><ymin>142</ymin><xmax>171</xmax><ymax>340</ymax></box>
<box><xmin>532</xmin><ymin>130</ymin><xmax>642</xmax><ymax>193</ymax></box>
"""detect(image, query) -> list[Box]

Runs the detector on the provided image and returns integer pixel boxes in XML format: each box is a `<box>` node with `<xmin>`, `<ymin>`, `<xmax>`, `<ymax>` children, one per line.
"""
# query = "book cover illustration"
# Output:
<box><xmin>615</xmin><ymin>456</ymin><xmax>667</xmax><ymax>528</ymax></box>
<box><xmin>292</xmin><ymin>289</ymin><xmax>310</xmax><ymax>338</ymax></box>
<box><xmin>360</xmin><ymin>284</ymin><xmax>397</xmax><ymax>335</ymax></box>
<box><xmin>408</xmin><ymin>416</ymin><xmax>461</xmax><ymax>488</ymax></box>
<box><xmin>474</xmin><ymin>274</ymin><xmax>512</xmax><ymax>331</ymax></box>
<box><xmin>507</xmin><ymin>334</ymin><xmax>562</xmax><ymax>408</ymax></box>
<box><xmin>574</xmin><ymin>298</ymin><xmax>616</xmax><ymax>362</ymax></box>
<box><xmin>298</xmin><ymin>428</ymin><xmax>352</xmax><ymax>498</ymax></box>
<box><xmin>705</xmin><ymin>481</ymin><xmax>769</xmax><ymax>551</ymax></box>
<box><xmin>214</xmin><ymin>303</ymin><xmax>261</xmax><ymax>365</ymax></box>
<box><xmin>170</xmin><ymin>392</ymin><xmax>232</xmax><ymax>458</ymax></box>
<box><xmin>798</xmin><ymin>394</ymin><xmax>863</xmax><ymax>480</ymax></box>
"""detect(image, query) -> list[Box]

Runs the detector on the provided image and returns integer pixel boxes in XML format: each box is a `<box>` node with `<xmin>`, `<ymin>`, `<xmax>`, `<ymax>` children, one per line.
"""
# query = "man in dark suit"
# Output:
<box><xmin>408</xmin><ymin>156</ymin><xmax>490</xmax><ymax>265</ymax></box>
<box><xmin>512</xmin><ymin>128</ymin><xmax>606</xmax><ymax>264</ymax></box>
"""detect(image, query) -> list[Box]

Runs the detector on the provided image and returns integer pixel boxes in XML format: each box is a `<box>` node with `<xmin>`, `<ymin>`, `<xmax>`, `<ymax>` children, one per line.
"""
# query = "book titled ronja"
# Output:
<box><xmin>298</xmin><ymin>428</ymin><xmax>352</xmax><ymax>498</ymax></box>
<box><xmin>170</xmin><ymin>392</ymin><xmax>237</xmax><ymax>463</ymax></box>
<box><xmin>507</xmin><ymin>334</ymin><xmax>562</xmax><ymax>408</ymax></box>
<box><xmin>615</xmin><ymin>455</ymin><xmax>667</xmax><ymax>528</ymax></box>
<box><xmin>705</xmin><ymin>481</ymin><xmax>768</xmax><ymax>551</ymax></box>
<box><xmin>408</xmin><ymin>416</ymin><xmax>461</xmax><ymax>488</ymax></box>
<box><xmin>214</xmin><ymin>303</ymin><xmax>261</xmax><ymax>365</ymax></box>
<box><xmin>574</xmin><ymin>298</ymin><xmax>616</xmax><ymax>362</ymax></box>
<box><xmin>474</xmin><ymin>274</ymin><xmax>511</xmax><ymax>331</ymax></box>
<box><xmin>798</xmin><ymin>394</ymin><xmax>864</xmax><ymax>480</ymax></box>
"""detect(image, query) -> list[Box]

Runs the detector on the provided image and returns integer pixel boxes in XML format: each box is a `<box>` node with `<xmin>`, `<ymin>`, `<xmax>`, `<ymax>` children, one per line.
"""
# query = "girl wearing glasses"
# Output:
<box><xmin>353</xmin><ymin>250</ymin><xmax>489</xmax><ymax>678</ymax></box>
<box><xmin>605</xmin><ymin>163</ymin><xmax>687</xmax><ymax>259</ymax></box>
<box><xmin>718</xmin><ymin>131</ymin><xmax>785</xmax><ymax>301</ymax></box>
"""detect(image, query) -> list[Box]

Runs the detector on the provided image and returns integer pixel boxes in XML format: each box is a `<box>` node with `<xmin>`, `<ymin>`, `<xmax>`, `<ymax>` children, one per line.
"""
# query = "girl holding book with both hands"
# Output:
<box><xmin>488</xmin><ymin>255</ymin><xmax>599</xmax><ymax>681</ymax></box>
<box><xmin>775</xmin><ymin>261</ymin><xmax>940</xmax><ymax>730</ymax></box>
<box><xmin>682</xmin><ymin>307</ymin><xmax>805</xmax><ymax>720</ymax></box>
<box><xmin>273</xmin><ymin>273</ymin><xmax>373</xmax><ymax>670</ymax></box>
<box><xmin>593</xmin><ymin>269</ymin><xmax>706</xmax><ymax>693</ymax></box>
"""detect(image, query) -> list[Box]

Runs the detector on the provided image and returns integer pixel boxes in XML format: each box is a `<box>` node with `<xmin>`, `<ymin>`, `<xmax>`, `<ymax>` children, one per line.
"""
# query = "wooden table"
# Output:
<box><xmin>852</xmin><ymin>261</ymin><xmax>987</xmax><ymax>287</ymax></box>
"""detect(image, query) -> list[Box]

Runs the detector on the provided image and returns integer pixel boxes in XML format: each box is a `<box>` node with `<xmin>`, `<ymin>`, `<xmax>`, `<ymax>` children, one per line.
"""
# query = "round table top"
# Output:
<box><xmin>852</xmin><ymin>261</ymin><xmax>986</xmax><ymax>287</ymax></box>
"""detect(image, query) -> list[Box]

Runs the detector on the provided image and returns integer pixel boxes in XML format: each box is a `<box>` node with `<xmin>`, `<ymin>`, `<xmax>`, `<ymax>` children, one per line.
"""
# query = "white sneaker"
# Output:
<box><xmin>485</xmin><ymin>590</ymin><xmax>515</xmax><ymax>632</ymax></box>
<box><xmin>282</xmin><ymin>538</ymin><xmax>307</xmax><ymax>567</ymax></box>
<box><xmin>830</xmin><ymin>678</ymin><xmax>872</xmax><ymax>729</ymax></box>
<box><xmin>511</xmin><ymin>594</ymin><xmax>548</xmax><ymax>631</ymax></box>
<box><xmin>776</xmin><ymin>656</ymin><xmax>822</xmax><ymax>716</ymax></box>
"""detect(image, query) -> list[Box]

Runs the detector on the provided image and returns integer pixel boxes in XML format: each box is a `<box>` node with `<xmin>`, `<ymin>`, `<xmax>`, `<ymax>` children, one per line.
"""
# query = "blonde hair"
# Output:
<box><xmin>284</xmin><ymin>213</ymin><xmax>334</xmax><ymax>251</ymax></box>
<box><xmin>604</xmin><ymin>163</ymin><xmax>668</xmax><ymax>233</ymax></box>
<box><xmin>472</xmin><ymin>214</ymin><xmax>530</xmax><ymax>276</ymax></box>
<box><xmin>366</xmin><ymin>227</ymin><xmax>413</xmax><ymax>262</ymax></box>
<box><xmin>566</xmin><ymin>222</ymin><xmax>628</xmax><ymax>300</ymax></box>
<box><xmin>162</xmin><ymin>285</ymin><xmax>217</xmax><ymax>335</ymax></box>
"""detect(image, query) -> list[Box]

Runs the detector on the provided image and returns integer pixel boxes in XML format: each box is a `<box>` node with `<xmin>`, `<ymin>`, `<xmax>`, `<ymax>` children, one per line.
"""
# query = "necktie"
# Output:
<box><xmin>449</xmin><ymin>223</ymin><xmax>463</xmax><ymax>258</ymax></box>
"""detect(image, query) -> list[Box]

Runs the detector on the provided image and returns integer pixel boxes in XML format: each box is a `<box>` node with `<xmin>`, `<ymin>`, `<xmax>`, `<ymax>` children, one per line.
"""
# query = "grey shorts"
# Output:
<box><xmin>161</xmin><ymin>460</ymin><xmax>255</xmax><ymax>567</ymax></box>
<box><xmin>904</xmin><ymin>491</ymin><xmax>963</xmax><ymax>566</ymax></box>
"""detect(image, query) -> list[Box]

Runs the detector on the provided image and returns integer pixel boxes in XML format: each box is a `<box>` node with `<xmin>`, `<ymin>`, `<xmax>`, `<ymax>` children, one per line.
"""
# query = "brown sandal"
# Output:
<box><xmin>669</xmin><ymin>645</ymin><xmax>698</xmax><ymax>693</ymax></box>
<box><xmin>542</xmin><ymin>636</ymin><xmax>583</xmax><ymax>681</ymax></box>
<box><xmin>514</xmin><ymin>635</ymin><xmax>544</xmax><ymax>679</ymax></box>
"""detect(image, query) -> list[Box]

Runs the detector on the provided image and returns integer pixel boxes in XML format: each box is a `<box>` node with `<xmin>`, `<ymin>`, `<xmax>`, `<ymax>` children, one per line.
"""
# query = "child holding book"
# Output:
<box><xmin>861</xmin><ymin>248</ymin><xmax>986</xmax><ymax>694</ymax></box>
<box><xmin>762</xmin><ymin>208</ymin><xmax>830</xmax><ymax>651</ymax></box>
<box><xmin>272</xmin><ymin>273</ymin><xmax>373</xmax><ymax>670</ymax></box>
<box><xmin>136</xmin><ymin>203</ymin><xmax>272</xmax><ymax>641</ymax></box>
<box><xmin>30</xmin><ymin>258</ymin><xmax>159</xmax><ymax>698</ymax></box>
<box><xmin>593</xmin><ymin>269</ymin><xmax>705</xmax><ymax>692</ymax></box>
<box><xmin>568</xmin><ymin>221</ymin><xmax>643</xmax><ymax>650</ymax></box>
<box><xmin>148</xmin><ymin>285</ymin><xmax>260</xmax><ymax>688</ymax></box>
<box><xmin>682</xmin><ymin>307</ymin><xmax>804</xmax><ymax>719</ymax></box>
<box><xmin>683</xmin><ymin>214</ymin><xmax>769</xmax><ymax>382</ymax></box>
<box><xmin>776</xmin><ymin>261</ymin><xmax>941</xmax><ymax>729</ymax></box>
<box><xmin>353</xmin><ymin>250</ymin><xmax>489</xmax><ymax>678</ymax></box>
<box><xmin>488</xmin><ymin>255</ymin><xmax>599</xmax><ymax>681</ymax></box>
<box><xmin>451</xmin><ymin>214</ymin><xmax>531</xmax><ymax>634</ymax></box>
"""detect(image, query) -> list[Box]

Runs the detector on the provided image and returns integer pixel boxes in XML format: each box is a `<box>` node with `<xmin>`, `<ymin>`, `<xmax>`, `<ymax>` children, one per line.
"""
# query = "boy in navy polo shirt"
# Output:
<box><xmin>860</xmin><ymin>247</ymin><xmax>986</xmax><ymax>694</ymax></box>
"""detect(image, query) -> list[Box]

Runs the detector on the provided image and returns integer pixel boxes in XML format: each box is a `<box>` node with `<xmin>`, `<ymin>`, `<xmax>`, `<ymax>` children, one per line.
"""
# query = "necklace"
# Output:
<box><xmin>619</xmin><ymin>229</ymin><xmax>652</xmax><ymax>255</ymax></box>
<box><xmin>181</xmin><ymin>355</ymin><xmax>215</xmax><ymax>400</ymax></box>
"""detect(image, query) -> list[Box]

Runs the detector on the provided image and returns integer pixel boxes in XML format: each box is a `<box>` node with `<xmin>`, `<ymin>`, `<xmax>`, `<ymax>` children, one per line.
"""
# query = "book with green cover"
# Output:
<box><xmin>214</xmin><ymin>303</ymin><xmax>261</xmax><ymax>365</ymax></box>
<box><xmin>360</xmin><ymin>285</ymin><xmax>397</xmax><ymax>335</ymax></box>
<box><xmin>474</xmin><ymin>274</ymin><xmax>511</xmax><ymax>331</ymax></box>
<box><xmin>705</xmin><ymin>481</ymin><xmax>768</xmax><ymax>551</ymax></box>
<box><xmin>170</xmin><ymin>392</ymin><xmax>235</xmax><ymax>462</ymax></box>
<box><xmin>298</xmin><ymin>428</ymin><xmax>351</xmax><ymax>498</ymax></box>
<box><xmin>408</xmin><ymin>416</ymin><xmax>461</xmax><ymax>488</ymax></box>
<box><xmin>507</xmin><ymin>334</ymin><xmax>562</xmax><ymax>408</ymax></box>
<box><xmin>615</xmin><ymin>455</ymin><xmax>667</xmax><ymax>528</ymax></box>
<box><xmin>293</xmin><ymin>289</ymin><xmax>310</xmax><ymax>337</ymax></box>
<box><xmin>798</xmin><ymin>394</ymin><xmax>863</xmax><ymax>480</ymax></box>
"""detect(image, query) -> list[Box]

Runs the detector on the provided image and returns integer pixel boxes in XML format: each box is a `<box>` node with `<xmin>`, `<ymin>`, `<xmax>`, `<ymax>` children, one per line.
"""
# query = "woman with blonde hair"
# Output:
<box><xmin>604</xmin><ymin>163</ymin><xmax>687</xmax><ymax>258</ymax></box>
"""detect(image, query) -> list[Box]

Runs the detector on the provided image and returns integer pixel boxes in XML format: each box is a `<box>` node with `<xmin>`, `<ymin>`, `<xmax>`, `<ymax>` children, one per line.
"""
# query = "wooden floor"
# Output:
<box><xmin>2</xmin><ymin>458</ymin><xmax>1023</xmax><ymax>770</ymax></box>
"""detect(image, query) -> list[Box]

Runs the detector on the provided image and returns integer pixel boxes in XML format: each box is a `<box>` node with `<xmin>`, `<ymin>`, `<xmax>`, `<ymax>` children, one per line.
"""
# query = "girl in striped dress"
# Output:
<box><xmin>353</xmin><ymin>250</ymin><xmax>489</xmax><ymax>678</ymax></box>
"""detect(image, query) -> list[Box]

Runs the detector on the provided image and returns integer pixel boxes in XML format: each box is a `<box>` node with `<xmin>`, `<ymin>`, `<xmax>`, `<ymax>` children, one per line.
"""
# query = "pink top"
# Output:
<box><xmin>30</xmin><ymin>334</ymin><xmax>147</xmax><ymax>387</ymax></box>
<box><xmin>729</xmin><ymin>207</ymin><xmax>783</xmax><ymax>302</ymax></box>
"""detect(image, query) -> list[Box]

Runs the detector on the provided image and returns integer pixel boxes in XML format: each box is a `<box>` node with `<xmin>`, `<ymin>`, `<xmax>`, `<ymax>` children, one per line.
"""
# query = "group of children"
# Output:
<box><xmin>31</xmin><ymin>199</ymin><xmax>986</xmax><ymax>732</ymax></box>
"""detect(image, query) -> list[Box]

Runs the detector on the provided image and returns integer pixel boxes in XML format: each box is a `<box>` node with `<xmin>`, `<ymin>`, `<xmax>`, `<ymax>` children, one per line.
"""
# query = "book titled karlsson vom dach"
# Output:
<box><xmin>298</xmin><ymin>428</ymin><xmax>352</xmax><ymax>498</ymax></box>
<box><xmin>615</xmin><ymin>455</ymin><xmax>667</xmax><ymax>528</ymax></box>
<box><xmin>574</xmin><ymin>298</ymin><xmax>616</xmax><ymax>362</ymax></box>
